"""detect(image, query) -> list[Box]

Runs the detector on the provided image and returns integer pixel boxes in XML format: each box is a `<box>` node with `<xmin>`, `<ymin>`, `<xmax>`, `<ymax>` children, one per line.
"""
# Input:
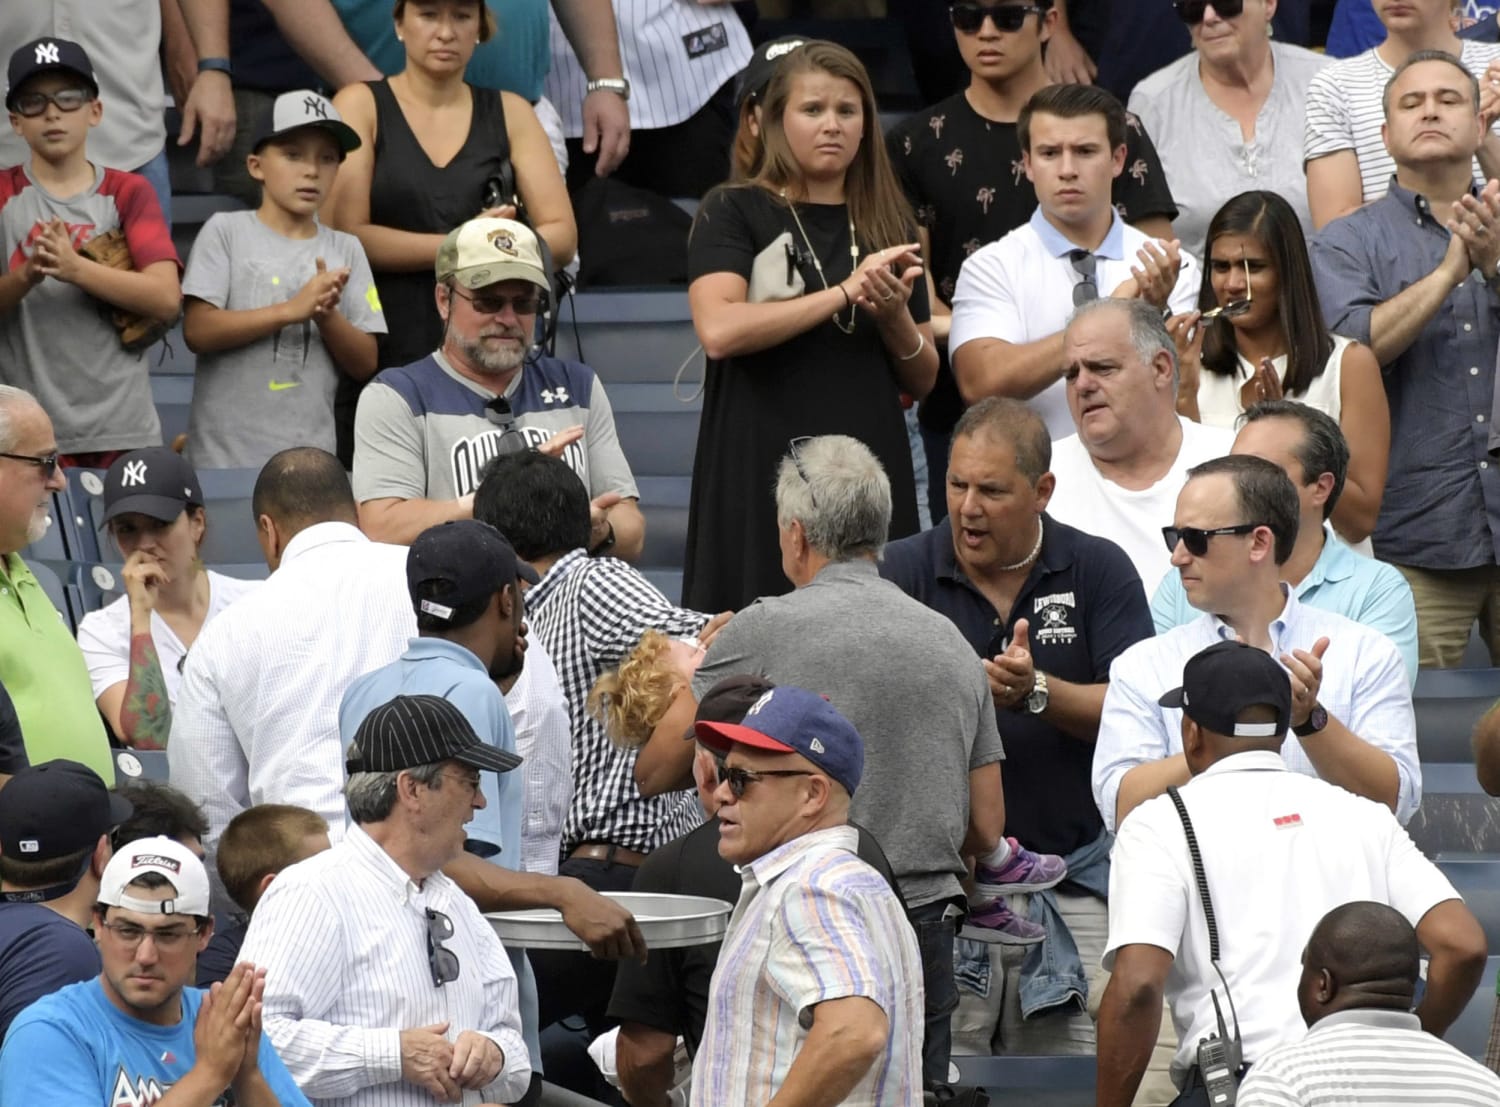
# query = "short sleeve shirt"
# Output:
<box><xmin>0</xmin><ymin>904</ymin><xmax>100</xmax><ymax>1041</ymax></box>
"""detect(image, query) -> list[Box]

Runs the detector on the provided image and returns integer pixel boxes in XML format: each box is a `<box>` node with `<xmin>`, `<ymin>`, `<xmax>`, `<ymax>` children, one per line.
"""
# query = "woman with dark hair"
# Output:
<box><xmin>1170</xmin><ymin>189</ymin><xmax>1389</xmax><ymax>545</ymax></box>
<box><xmin>683</xmin><ymin>41</ymin><xmax>937</xmax><ymax>612</ymax></box>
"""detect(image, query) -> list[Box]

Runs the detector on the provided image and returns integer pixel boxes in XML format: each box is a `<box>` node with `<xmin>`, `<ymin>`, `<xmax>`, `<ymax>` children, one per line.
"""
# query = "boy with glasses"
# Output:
<box><xmin>0</xmin><ymin>37</ymin><xmax>181</xmax><ymax>468</ymax></box>
<box><xmin>0</xmin><ymin>835</ymin><xmax>310</xmax><ymax>1106</ymax></box>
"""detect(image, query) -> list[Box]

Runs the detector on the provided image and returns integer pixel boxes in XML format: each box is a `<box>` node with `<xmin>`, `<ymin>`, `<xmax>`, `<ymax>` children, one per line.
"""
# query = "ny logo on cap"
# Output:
<box><xmin>121</xmin><ymin>460</ymin><xmax>148</xmax><ymax>487</ymax></box>
<box><xmin>35</xmin><ymin>42</ymin><xmax>61</xmax><ymax>65</ymax></box>
<box><xmin>747</xmin><ymin>690</ymin><xmax>774</xmax><ymax>716</ymax></box>
<box><xmin>303</xmin><ymin>94</ymin><xmax>327</xmax><ymax>119</ymax></box>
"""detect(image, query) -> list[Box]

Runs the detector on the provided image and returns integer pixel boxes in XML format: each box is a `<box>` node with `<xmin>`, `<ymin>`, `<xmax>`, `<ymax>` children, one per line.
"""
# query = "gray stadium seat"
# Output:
<box><xmin>27</xmin><ymin>561</ymin><xmax>69</xmax><ymax>625</ymax></box>
<box><xmin>1414</xmin><ymin>669</ymin><xmax>1500</xmax><ymax>762</ymax></box>
<box><xmin>64</xmin><ymin>468</ymin><xmax>110</xmax><ymax>562</ymax></box>
<box><xmin>21</xmin><ymin>491</ymin><xmax>71</xmax><ymax>562</ymax></box>
<box><xmin>1438</xmin><ymin>858</ymin><xmax>1500</xmax><ymax>952</ymax></box>
<box><xmin>196</xmin><ymin>468</ymin><xmax>263</xmax><ymax>566</ymax></box>
<box><xmin>114</xmin><ymin>748</ymin><xmax>170</xmax><ymax>784</ymax></box>
<box><xmin>1443</xmin><ymin>955</ymin><xmax>1499</xmax><ymax>1059</ymax></box>
<box><xmin>150</xmin><ymin>375</ymin><xmax>193</xmax><ymax>447</ymax></box>
<box><xmin>641</xmin><ymin>569</ymin><xmax>683</xmax><ymax>606</ymax></box>
<box><xmin>553</xmin><ymin>291</ymin><xmax>701</xmax><ymax>385</ymax></box>
<box><xmin>209</xmin><ymin>562</ymin><xmax>271</xmax><ymax>583</ymax></box>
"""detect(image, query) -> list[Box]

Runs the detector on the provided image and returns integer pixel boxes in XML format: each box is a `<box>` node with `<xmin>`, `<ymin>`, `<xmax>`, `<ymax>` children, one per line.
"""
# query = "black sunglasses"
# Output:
<box><xmin>788</xmin><ymin>436</ymin><xmax>818</xmax><ymax>508</ymax></box>
<box><xmin>1173</xmin><ymin>0</ymin><xmax>1243</xmax><ymax>24</ymax></box>
<box><xmin>722</xmin><ymin>765</ymin><xmax>816</xmax><ymax>799</ymax></box>
<box><xmin>949</xmin><ymin>2</ymin><xmax>1046</xmax><ymax>34</ymax></box>
<box><xmin>11</xmin><ymin>88</ymin><xmax>92</xmax><ymax>118</ymax></box>
<box><xmin>483</xmin><ymin>397</ymin><xmax>533</xmax><ymax>456</ymax></box>
<box><xmin>1162</xmin><ymin>522</ymin><xmax>1263</xmax><ymax>556</ymax></box>
<box><xmin>1069</xmin><ymin>249</ymin><xmax>1099</xmax><ymax>308</ymax></box>
<box><xmin>451</xmin><ymin>286</ymin><xmax>542</xmax><ymax>316</ymax></box>
<box><xmin>0</xmin><ymin>450</ymin><xmax>59</xmax><ymax>480</ymax></box>
<box><xmin>425</xmin><ymin>907</ymin><xmax>460</xmax><ymax>987</ymax></box>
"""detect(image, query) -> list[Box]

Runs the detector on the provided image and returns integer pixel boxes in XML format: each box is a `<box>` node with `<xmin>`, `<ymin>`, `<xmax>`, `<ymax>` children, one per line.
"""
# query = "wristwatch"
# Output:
<box><xmin>1024</xmin><ymin>671</ymin><xmax>1050</xmax><ymax>715</ymax></box>
<box><xmin>586</xmin><ymin>77</ymin><xmax>631</xmax><ymax>101</ymax></box>
<box><xmin>1292</xmin><ymin>702</ymin><xmax>1328</xmax><ymax>738</ymax></box>
<box><xmin>196</xmin><ymin>57</ymin><xmax>233</xmax><ymax>77</ymax></box>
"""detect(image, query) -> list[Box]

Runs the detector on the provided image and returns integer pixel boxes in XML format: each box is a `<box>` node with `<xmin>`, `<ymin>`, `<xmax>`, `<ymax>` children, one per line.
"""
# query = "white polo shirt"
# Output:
<box><xmin>1094</xmin><ymin>586</ymin><xmax>1420</xmax><ymax>833</ymax></box>
<box><xmin>1103</xmin><ymin>750</ymin><xmax>1459</xmax><ymax>1088</ymax></box>
<box><xmin>949</xmin><ymin>207</ymin><xmax>1201</xmax><ymax>438</ymax></box>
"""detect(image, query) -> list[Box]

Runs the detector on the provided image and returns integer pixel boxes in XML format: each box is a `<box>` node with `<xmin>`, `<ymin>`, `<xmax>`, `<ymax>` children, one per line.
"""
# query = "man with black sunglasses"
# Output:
<box><xmin>353</xmin><ymin>215</ymin><xmax>646</xmax><ymax>560</ymax></box>
<box><xmin>887</xmin><ymin>0</ymin><xmax>1178</xmax><ymax>517</ymax></box>
<box><xmin>1094</xmin><ymin>454</ymin><xmax>1418</xmax><ymax>838</ymax></box>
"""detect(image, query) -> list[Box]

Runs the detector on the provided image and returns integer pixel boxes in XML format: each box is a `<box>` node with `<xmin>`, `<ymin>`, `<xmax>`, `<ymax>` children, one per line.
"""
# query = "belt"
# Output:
<box><xmin>567</xmin><ymin>842</ymin><xmax>647</xmax><ymax>867</ymax></box>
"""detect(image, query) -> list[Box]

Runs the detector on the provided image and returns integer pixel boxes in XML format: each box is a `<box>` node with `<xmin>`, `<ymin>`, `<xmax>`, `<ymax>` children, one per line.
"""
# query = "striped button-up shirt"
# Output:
<box><xmin>527</xmin><ymin>549</ymin><xmax>707</xmax><ymax>853</ymax></box>
<box><xmin>239</xmin><ymin>825</ymin><xmax>531</xmax><ymax>1107</ymax></box>
<box><xmin>691</xmin><ymin>826</ymin><xmax>924</xmax><ymax>1107</ymax></box>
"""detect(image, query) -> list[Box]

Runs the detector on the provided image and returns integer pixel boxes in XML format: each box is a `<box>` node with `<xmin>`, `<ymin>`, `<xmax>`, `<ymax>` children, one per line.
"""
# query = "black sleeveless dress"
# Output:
<box><xmin>332</xmin><ymin>79</ymin><xmax>512</xmax><ymax>466</ymax></box>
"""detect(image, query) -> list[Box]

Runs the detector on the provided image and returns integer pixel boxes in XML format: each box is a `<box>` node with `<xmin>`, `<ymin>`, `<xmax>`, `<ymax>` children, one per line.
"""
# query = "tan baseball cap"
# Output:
<box><xmin>435</xmin><ymin>217</ymin><xmax>548</xmax><ymax>291</ymax></box>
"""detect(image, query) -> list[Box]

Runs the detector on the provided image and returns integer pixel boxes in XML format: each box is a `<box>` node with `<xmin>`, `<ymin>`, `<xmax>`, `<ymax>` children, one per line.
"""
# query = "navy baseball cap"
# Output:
<box><xmin>6</xmin><ymin>38</ymin><xmax>97</xmax><ymax>110</ymax></box>
<box><xmin>0</xmin><ymin>760</ymin><xmax>133</xmax><ymax>864</ymax></box>
<box><xmin>695</xmin><ymin>685</ymin><xmax>864</xmax><ymax>796</ymax></box>
<box><xmin>1158</xmin><ymin>640</ymin><xmax>1292</xmax><ymax>739</ymax></box>
<box><xmin>100</xmin><ymin>448</ymin><xmax>204</xmax><ymax>527</ymax></box>
<box><xmin>407</xmin><ymin>519</ymin><xmax>539</xmax><ymax>621</ymax></box>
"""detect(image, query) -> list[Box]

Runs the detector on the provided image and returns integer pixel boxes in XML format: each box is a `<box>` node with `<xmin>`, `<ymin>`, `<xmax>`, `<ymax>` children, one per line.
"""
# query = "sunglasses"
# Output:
<box><xmin>1069</xmin><ymin>249</ymin><xmax>1099</xmax><ymax>308</ymax></box>
<box><xmin>721</xmin><ymin>765</ymin><xmax>816</xmax><ymax>799</ymax></box>
<box><xmin>788</xmin><ymin>436</ymin><xmax>818</xmax><ymax>508</ymax></box>
<box><xmin>1201</xmin><ymin>255</ymin><xmax>1253</xmax><ymax>321</ymax></box>
<box><xmin>10</xmin><ymin>88</ymin><xmax>92</xmax><ymax>118</ymax></box>
<box><xmin>949</xmin><ymin>2</ymin><xmax>1046</xmax><ymax>33</ymax></box>
<box><xmin>451</xmin><ymin>286</ymin><xmax>541</xmax><ymax>316</ymax></box>
<box><xmin>1161</xmin><ymin>522</ymin><xmax>1263</xmax><ymax>556</ymax></box>
<box><xmin>1173</xmin><ymin>0</ymin><xmax>1243</xmax><ymax>24</ymax></box>
<box><xmin>483</xmin><ymin>397</ymin><xmax>533</xmax><ymax>455</ymax></box>
<box><xmin>0</xmin><ymin>450</ymin><xmax>59</xmax><ymax>479</ymax></box>
<box><xmin>425</xmin><ymin>907</ymin><xmax>460</xmax><ymax>987</ymax></box>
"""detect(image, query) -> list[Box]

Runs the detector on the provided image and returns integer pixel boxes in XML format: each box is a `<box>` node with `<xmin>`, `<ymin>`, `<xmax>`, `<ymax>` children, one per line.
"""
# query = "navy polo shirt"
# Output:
<box><xmin>880</xmin><ymin>514</ymin><xmax>1154</xmax><ymax>855</ymax></box>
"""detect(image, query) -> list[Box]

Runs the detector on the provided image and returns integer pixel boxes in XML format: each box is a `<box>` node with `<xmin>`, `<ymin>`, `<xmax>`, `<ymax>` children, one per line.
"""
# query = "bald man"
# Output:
<box><xmin>1238</xmin><ymin>902</ymin><xmax>1500</xmax><ymax>1105</ymax></box>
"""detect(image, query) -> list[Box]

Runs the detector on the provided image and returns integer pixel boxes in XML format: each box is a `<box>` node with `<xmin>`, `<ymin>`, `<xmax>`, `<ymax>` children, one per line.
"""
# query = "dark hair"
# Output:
<box><xmin>113</xmin><ymin>781</ymin><xmax>209</xmax><ymax>849</ymax></box>
<box><xmin>1186</xmin><ymin>454</ymin><xmax>1300</xmax><ymax>564</ymax></box>
<box><xmin>251</xmin><ymin>447</ymin><xmax>357</xmax><ymax>528</ymax></box>
<box><xmin>1198</xmin><ymin>192</ymin><xmax>1334</xmax><ymax>395</ymax></box>
<box><xmin>1017</xmin><ymin>83</ymin><xmax>1128</xmax><ymax>153</ymax></box>
<box><xmin>216</xmin><ymin>804</ymin><xmax>328</xmax><ymax>914</ymax></box>
<box><xmin>952</xmin><ymin>397</ymin><xmax>1052</xmax><ymax>483</ymax></box>
<box><xmin>1383</xmin><ymin>49</ymin><xmax>1480</xmax><ymax>117</ymax></box>
<box><xmin>1241</xmin><ymin>400</ymin><xmax>1350</xmax><ymax>521</ymax></box>
<box><xmin>0</xmin><ymin>846</ymin><xmax>91</xmax><ymax>888</ymax></box>
<box><xmin>96</xmin><ymin>871</ymin><xmax>210</xmax><ymax>928</ymax></box>
<box><xmin>473</xmin><ymin>452</ymin><xmax>591</xmax><ymax>560</ymax></box>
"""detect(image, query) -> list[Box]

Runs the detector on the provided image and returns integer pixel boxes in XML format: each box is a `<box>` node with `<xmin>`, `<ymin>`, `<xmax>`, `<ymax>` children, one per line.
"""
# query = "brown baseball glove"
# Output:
<box><xmin>79</xmin><ymin>228</ymin><xmax>173</xmax><ymax>352</ymax></box>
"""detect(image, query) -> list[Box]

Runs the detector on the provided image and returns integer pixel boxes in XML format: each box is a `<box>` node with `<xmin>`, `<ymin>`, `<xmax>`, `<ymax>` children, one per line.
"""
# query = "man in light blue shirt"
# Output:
<box><xmin>1151</xmin><ymin>401</ymin><xmax>1418</xmax><ymax>687</ymax></box>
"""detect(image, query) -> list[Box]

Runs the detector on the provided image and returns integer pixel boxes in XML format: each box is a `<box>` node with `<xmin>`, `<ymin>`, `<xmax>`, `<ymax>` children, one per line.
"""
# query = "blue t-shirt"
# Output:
<box><xmin>0</xmin><ymin>903</ymin><xmax>99</xmax><ymax>1041</ymax></box>
<box><xmin>0</xmin><ymin>977</ymin><xmax>310</xmax><ymax>1106</ymax></box>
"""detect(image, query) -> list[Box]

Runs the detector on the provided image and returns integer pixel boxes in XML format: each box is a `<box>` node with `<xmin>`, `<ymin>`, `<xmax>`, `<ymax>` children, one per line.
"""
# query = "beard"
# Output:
<box><xmin>26</xmin><ymin>504</ymin><xmax>50</xmax><ymax>545</ymax></box>
<box><xmin>453</xmin><ymin>327</ymin><xmax>527</xmax><ymax>375</ymax></box>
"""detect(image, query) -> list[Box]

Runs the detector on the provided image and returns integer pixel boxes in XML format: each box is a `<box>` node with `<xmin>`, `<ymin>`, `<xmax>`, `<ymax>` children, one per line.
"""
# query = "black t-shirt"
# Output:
<box><xmin>879</xmin><ymin>516</ymin><xmax>1154</xmax><ymax>855</ymax></box>
<box><xmin>196</xmin><ymin>915</ymin><xmax>247</xmax><ymax>988</ymax></box>
<box><xmin>0</xmin><ymin>681</ymin><xmax>27</xmax><ymax>776</ymax></box>
<box><xmin>229</xmin><ymin>0</ymin><xmax>322</xmax><ymax>94</ymax></box>
<box><xmin>605</xmin><ymin>817</ymin><xmax>901</xmax><ymax>1052</ymax></box>
<box><xmin>0</xmin><ymin>904</ymin><xmax>100</xmax><ymax>1041</ymax></box>
<box><xmin>885</xmin><ymin>91</ymin><xmax>1178</xmax><ymax>434</ymax></box>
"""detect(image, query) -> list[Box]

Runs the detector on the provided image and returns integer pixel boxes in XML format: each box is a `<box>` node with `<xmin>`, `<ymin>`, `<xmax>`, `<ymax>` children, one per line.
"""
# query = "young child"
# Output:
<box><xmin>181</xmin><ymin>90</ymin><xmax>385</xmax><ymax>469</ymax></box>
<box><xmin>0</xmin><ymin>38</ymin><xmax>181</xmax><ymax>466</ymax></box>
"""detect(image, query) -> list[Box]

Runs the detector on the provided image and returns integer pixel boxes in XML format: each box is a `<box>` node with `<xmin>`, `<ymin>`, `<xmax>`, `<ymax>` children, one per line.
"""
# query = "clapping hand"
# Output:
<box><xmin>1280</xmin><ymin>637</ymin><xmax>1329</xmax><ymax>729</ymax></box>
<box><xmin>983</xmin><ymin>618</ymin><xmax>1036</xmax><ymax>711</ymax></box>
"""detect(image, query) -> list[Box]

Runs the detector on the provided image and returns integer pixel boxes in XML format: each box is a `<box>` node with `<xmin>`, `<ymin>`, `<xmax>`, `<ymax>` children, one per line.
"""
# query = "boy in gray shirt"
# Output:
<box><xmin>182</xmin><ymin>91</ymin><xmax>384</xmax><ymax>470</ymax></box>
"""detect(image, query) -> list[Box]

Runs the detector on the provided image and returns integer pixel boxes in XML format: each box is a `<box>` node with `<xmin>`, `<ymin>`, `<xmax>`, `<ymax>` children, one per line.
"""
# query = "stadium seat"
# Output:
<box><xmin>953</xmin><ymin>1056</ymin><xmax>1094</xmax><ymax>1107</ymax></box>
<box><xmin>1443</xmin><ymin>955</ymin><xmax>1499</xmax><ymax>1060</ymax></box>
<box><xmin>195</xmin><ymin>468</ymin><xmax>263</xmax><ymax>566</ymax></box>
<box><xmin>641</xmin><ymin>569</ymin><xmax>684</xmax><ymax>606</ymax></box>
<box><xmin>1438</xmin><ymin>858</ymin><xmax>1500</xmax><ymax>952</ymax></box>
<box><xmin>64</xmin><ymin>468</ymin><xmax>110</xmax><ymax>563</ymax></box>
<box><xmin>27</xmin><ymin>561</ymin><xmax>69</xmax><ymax>626</ymax></box>
<box><xmin>208</xmin><ymin>562</ymin><xmax>271</xmax><ymax>583</ymax></box>
<box><xmin>150</xmin><ymin>375</ymin><xmax>193</xmax><ymax>447</ymax></box>
<box><xmin>20</xmin><ymin>491</ymin><xmax>71</xmax><ymax>563</ymax></box>
<box><xmin>114</xmin><ymin>748</ymin><xmax>170</xmax><ymax>784</ymax></box>
<box><xmin>554</xmin><ymin>291</ymin><xmax>701</xmax><ymax>386</ymax></box>
<box><xmin>1413</xmin><ymin>669</ymin><xmax>1500</xmax><ymax>762</ymax></box>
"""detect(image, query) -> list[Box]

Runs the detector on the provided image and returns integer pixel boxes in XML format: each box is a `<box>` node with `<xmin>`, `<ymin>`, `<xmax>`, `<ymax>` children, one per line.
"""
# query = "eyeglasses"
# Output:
<box><xmin>1173</xmin><ymin>0</ymin><xmax>1244</xmax><ymax>24</ymax></box>
<box><xmin>721</xmin><ymin>765</ymin><xmax>816</xmax><ymax>799</ymax></box>
<box><xmin>949</xmin><ymin>2</ymin><xmax>1046</xmax><ymax>34</ymax></box>
<box><xmin>450</xmin><ymin>286</ymin><xmax>541</xmax><ymax>316</ymax></box>
<box><xmin>788</xmin><ymin>436</ymin><xmax>818</xmax><ymax>508</ymax></box>
<box><xmin>97</xmin><ymin>919</ymin><xmax>201</xmax><ymax>952</ymax></box>
<box><xmin>11</xmin><ymin>88</ymin><xmax>92</xmax><ymax>118</ymax></box>
<box><xmin>1069</xmin><ymin>250</ymin><xmax>1098</xmax><ymax>307</ymax></box>
<box><xmin>425</xmin><ymin>908</ymin><xmax>461</xmax><ymax>987</ymax></box>
<box><xmin>482</xmin><ymin>397</ymin><xmax>533</xmax><ymax>456</ymax></box>
<box><xmin>1162</xmin><ymin>522</ymin><xmax>1263</xmax><ymax>556</ymax></box>
<box><xmin>439</xmin><ymin>770</ymin><xmax>482</xmax><ymax>798</ymax></box>
<box><xmin>0</xmin><ymin>451</ymin><xmax>59</xmax><ymax>479</ymax></box>
<box><xmin>1200</xmin><ymin>255</ymin><xmax>1253</xmax><ymax>321</ymax></box>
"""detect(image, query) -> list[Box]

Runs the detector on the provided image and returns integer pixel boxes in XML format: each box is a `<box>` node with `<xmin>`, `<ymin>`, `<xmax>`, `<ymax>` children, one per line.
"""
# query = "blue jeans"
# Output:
<box><xmin>908</xmin><ymin>898</ymin><xmax>962</xmax><ymax>1088</ymax></box>
<box><xmin>133</xmin><ymin>148</ymin><xmax>172</xmax><ymax>228</ymax></box>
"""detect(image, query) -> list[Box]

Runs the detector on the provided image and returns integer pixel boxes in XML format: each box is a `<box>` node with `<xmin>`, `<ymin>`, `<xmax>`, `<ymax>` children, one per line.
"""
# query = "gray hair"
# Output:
<box><xmin>344</xmin><ymin>761</ymin><xmax>446</xmax><ymax>824</ymax></box>
<box><xmin>0</xmin><ymin>385</ymin><xmax>39</xmax><ymax>453</ymax></box>
<box><xmin>774</xmin><ymin>435</ymin><xmax>892</xmax><ymax>560</ymax></box>
<box><xmin>1383</xmin><ymin>49</ymin><xmax>1479</xmax><ymax>118</ymax></box>
<box><xmin>1065</xmin><ymin>298</ymin><xmax>1178</xmax><ymax>393</ymax></box>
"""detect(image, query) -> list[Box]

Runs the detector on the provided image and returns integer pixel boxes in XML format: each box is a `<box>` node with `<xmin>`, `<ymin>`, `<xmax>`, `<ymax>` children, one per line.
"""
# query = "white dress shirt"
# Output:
<box><xmin>1094</xmin><ymin>586</ymin><xmax>1420</xmax><ymax>833</ymax></box>
<box><xmin>504</xmin><ymin>634</ymin><xmax>574</xmax><ymax>875</ymax></box>
<box><xmin>167</xmin><ymin>522</ymin><xmax>415</xmax><ymax>850</ymax></box>
<box><xmin>239</xmin><ymin>826</ymin><xmax>531</xmax><ymax>1107</ymax></box>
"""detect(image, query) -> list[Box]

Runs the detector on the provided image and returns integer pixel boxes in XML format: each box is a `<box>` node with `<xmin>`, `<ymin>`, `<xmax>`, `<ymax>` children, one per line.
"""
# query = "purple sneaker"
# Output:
<box><xmin>959</xmin><ymin>898</ymin><xmax>1047</xmax><ymax>946</ymax></box>
<box><xmin>974</xmin><ymin>838</ymin><xmax>1067</xmax><ymax>898</ymax></box>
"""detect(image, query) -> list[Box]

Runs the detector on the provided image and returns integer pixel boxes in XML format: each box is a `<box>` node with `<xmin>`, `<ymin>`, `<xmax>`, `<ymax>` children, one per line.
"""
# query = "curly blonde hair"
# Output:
<box><xmin>587</xmin><ymin>630</ymin><xmax>686</xmax><ymax>748</ymax></box>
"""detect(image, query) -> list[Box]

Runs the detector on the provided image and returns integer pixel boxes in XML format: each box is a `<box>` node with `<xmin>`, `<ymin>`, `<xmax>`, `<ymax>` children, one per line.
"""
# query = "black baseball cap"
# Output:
<box><xmin>692</xmin><ymin>674</ymin><xmax>776</xmax><ymax>729</ymax></box>
<box><xmin>6</xmin><ymin>38</ymin><xmax>98</xmax><ymax>111</ymax></box>
<box><xmin>1158</xmin><ymin>640</ymin><xmax>1292</xmax><ymax>739</ymax></box>
<box><xmin>346</xmin><ymin>694</ymin><xmax>522</xmax><ymax>775</ymax></box>
<box><xmin>99</xmin><ymin>447</ymin><xmax>204</xmax><ymax>527</ymax></box>
<box><xmin>735</xmin><ymin>36</ymin><xmax>809</xmax><ymax>110</ymax></box>
<box><xmin>0</xmin><ymin>760</ymin><xmax>133</xmax><ymax>864</ymax></box>
<box><xmin>407</xmin><ymin>520</ymin><xmax>539</xmax><ymax>622</ymax></box>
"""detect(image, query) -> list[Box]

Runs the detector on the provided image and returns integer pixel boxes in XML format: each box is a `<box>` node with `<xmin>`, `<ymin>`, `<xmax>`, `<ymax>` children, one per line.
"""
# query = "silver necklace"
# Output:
<box><xmin>782</xmin><ymin>189</ymin><xmax>859</xmax><ymax>335</ymax></box>
<box><xmin>997</xmin><ymin>519</ymin><xmax>1044</xmax><ymax>573</ymax></box>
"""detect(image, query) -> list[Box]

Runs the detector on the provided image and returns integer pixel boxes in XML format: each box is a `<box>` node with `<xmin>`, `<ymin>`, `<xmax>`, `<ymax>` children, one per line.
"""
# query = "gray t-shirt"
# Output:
<box><xmin>182</xmin><ymin>211</ymin><xmax>385</xmax><ymax>470</ymax></box>
<box><xmin>692</xmin><ymin>559</ymin><xmax>1005</xmax><ymax>908</ymax></box>
<box><xmin>351</xmin><ymin>350</ymin><xmax>639</xmax><ymax>503</ymax></box>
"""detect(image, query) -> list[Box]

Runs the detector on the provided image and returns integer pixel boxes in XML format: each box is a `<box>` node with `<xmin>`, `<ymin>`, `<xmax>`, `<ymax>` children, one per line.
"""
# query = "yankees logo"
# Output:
<box><xmin>747</xmin><ymin>690</ymin><xmax>774</xmax><ymax>716</ymax></box>
<box><xmin>121</xmin><ymin>460</ymin><xmax>148</xmax><ymax>487</ymax></box>
<box><xmin>35</xmin><ymin>42</ymin><xmax>61</xmax><ymax>65</ymax></box>
<box><xmin>303</xmin><ymin>95</ymin><xmax>328</xmax><ymax>119</ymax></box>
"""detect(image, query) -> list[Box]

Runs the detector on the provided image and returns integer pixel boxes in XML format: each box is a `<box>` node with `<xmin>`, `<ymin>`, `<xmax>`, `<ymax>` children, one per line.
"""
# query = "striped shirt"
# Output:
<box><xmin>238</xmin><ymin>825</ymin><xmax>531</xmax><ymax>1107</ymax></box>
<box><xmin>527</xmin><ymin>548</ymin><xmax>707</xmax><ymax>853</ymax></box>
<box><xmin>1237</xmin><ymin>1009</ymin><xmax>1500</xmax><ymax>1105</ymax></box>
<box><xmin>690</xmin><ymin>826</ymin><xmax>924</xmax><ymax>1107</ymax></box>
<box><xmin>1303</xmin><ymin>41</ymin><xmax>1500</xmax><ymax>203</ymax></box>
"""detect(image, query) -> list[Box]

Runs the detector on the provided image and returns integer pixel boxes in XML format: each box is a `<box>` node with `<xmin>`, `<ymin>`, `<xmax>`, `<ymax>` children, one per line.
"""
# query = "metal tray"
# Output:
<box><xmin>487</xmin><ymin>891</ymin><xmax>733</xmax><ymax>951</ymax></box>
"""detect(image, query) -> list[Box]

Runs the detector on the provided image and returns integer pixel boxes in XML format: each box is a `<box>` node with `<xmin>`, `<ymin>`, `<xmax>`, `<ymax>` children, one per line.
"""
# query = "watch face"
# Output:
<box><xmin>1025</xmin><ymin>689</ymin><xmax>1047</xmax><ymax>714</ymax></box>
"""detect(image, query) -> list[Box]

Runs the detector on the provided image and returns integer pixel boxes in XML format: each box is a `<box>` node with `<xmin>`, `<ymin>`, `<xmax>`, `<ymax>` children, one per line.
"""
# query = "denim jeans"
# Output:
<box><xmin>133</xmin><ymin>148</ymin><xmax>172</xmax><ymax>228</ymax></box>
<box><xmin>908</xmin><ymin>898</ymin><xmax>963</xmax><ymax>1088</ymax></box>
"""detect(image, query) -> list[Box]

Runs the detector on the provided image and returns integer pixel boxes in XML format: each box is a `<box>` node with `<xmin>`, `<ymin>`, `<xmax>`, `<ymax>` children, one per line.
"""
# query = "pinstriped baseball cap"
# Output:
<box><xmin>346</xmin><ymin>695</ymin><xmax>522</xmax><ymax>776</ymax></box>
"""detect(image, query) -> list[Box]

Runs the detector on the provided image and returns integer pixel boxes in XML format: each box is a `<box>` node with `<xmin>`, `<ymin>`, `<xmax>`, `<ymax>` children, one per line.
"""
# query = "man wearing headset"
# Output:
<box><xmin>351</xmin><ymin>215</ymin><xmax>644</xmax><ymax>557</ymax></box>
<box><xmin>1094</xmin><ymin>639</ymin><xmax>1485</xmax><ymax>1107</ymax></box>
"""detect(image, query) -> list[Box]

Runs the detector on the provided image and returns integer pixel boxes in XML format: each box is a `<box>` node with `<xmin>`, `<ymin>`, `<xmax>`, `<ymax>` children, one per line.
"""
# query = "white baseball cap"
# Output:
<box><xmin>98</xmin><ymin>836</ymin><xmax>211</xmax><ymax>917</ymax></box>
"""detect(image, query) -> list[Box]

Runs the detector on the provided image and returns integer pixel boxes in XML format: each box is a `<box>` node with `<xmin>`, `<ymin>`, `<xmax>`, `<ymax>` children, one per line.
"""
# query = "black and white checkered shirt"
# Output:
<box><xmin>528</xmin><ymin>549</ymin><xmax>708</xmax><ymax>854</ymax></box>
